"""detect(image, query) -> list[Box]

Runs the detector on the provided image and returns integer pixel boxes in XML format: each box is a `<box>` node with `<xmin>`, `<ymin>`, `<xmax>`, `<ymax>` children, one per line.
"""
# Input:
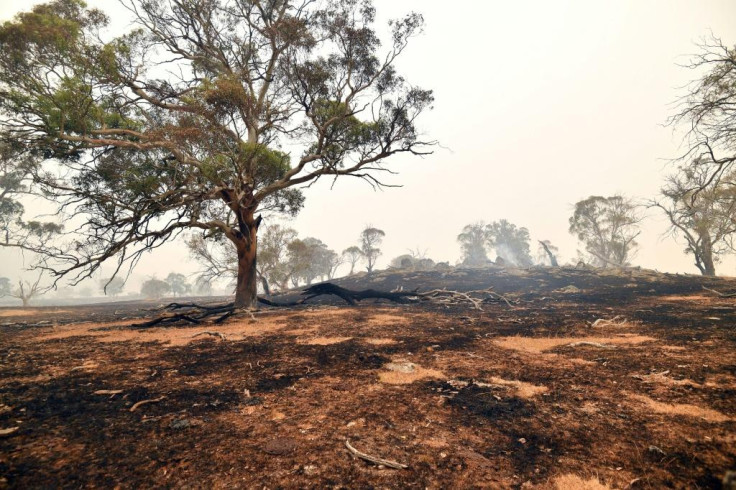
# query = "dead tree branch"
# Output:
<box><xmin>345</xmin><ymin>439</ymin><xmax>408</xmax><ymax>470</ymax></box>
<box><xmin>191</xmin><ymin>331</ymin><xmax>227</xmax><ymax>341</ymax></box>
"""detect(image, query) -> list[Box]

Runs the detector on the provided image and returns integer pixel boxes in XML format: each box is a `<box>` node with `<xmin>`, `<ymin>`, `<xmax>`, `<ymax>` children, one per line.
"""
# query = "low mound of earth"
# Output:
<box><xmin>1</xmin><ymin>267</ymin><xmax>735</xmax><ymax>488</ymax></box>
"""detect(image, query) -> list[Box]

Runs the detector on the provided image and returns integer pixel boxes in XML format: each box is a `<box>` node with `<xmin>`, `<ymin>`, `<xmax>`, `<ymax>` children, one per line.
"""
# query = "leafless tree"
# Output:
<box><xmin>12</xmin><ymin>274</ymin><xmax>45</xmax><ymax>307</ymax></box>
<box><xmin>669</xmin><ymin>36</ymin><xmax>736</xmax><ymax>190</ymax></box>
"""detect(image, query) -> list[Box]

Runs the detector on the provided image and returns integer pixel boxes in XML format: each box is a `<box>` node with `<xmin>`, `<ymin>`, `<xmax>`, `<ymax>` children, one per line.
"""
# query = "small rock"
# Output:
<box><xmin>518</xmin><ymin>438</ymin><xmax>526</xmax><ymax>444</ymax></box>
<box><xmin>262</xmin><ymin>437</ymin><xmax>297</xmax><ymax>455</ymax></box>
<box><xmin>169</xmin><ymin>419</ymin><xmax>192</xmax><ymax>430</ymax></box>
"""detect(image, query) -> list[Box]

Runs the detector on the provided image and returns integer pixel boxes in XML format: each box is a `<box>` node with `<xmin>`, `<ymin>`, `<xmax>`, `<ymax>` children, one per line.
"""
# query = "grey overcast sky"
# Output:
<box><xmin>2</xmin><ymin>0</ymin><xmax>736</xmax><ymax>291</ymax></box>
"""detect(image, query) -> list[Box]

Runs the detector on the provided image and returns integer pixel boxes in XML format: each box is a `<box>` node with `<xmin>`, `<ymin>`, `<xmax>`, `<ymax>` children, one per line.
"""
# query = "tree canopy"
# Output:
<box><xmin>359</xmin><ymin>225</ymin><xmax>384</xmax><ymax>272</ymax></box>
<box><xmin>457</xmin><ymin>222</ymin><xmax>489</xmax><ymax>266</ymax></box>
<box><xmin>486</xmin><ymin>219</ymin><xmax>533</xmax><ymax>267</ymax></box>
<box><xmin>569</xmin><ymin>195</ymin><xmax>641</xmax><ymax>267</ymax></box>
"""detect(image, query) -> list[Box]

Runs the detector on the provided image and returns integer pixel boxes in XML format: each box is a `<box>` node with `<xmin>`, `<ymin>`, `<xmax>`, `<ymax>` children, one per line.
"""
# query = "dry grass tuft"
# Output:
<box><xmin>488</xmin><ymin>377</ymin><xmax>548</xmax><ymax>398</ymax></box>
<box><xmin>362</xmin><ymin>338</ymin><xmax>398</xmax><ymax>345</ymax></box>
<box><xmin>494</xmin><ymin>335</ymin><xmax>656</xmax><ymax>354</ymax></box>
<box><xmin>0</xmin><ymin>309</ymin><xmax>71</xmax><ymax>317</ymax></box>
<box><xmin>298</xmin><ymin>336</ymin><xmax>352</xmax><ymax>345</ymax></box>
<box><xmin>552</xmin><ymin>474</ymin><xmax>611</xmax><ymax>489</ymax></box>
<box><xmin>378</xmin><ymin>361</ymin><xmax>444</xmax><ymax>385</ymax></box>
<box><xmin>37</xmin><ymin>316</ymin><xmax>290</xmax><ymax>345</ymax></box>
<box><xmin>629</xmin><ymin>393</ymin><xmax>730</xmax><ymax>423</ymax></box>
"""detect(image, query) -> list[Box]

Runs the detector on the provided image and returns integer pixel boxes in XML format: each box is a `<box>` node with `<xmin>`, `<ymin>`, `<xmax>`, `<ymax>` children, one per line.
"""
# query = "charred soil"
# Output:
<box><xmin>1</xmin><ymin>267</ymin><xmax>735</xmax><ymax>488</ymax></box>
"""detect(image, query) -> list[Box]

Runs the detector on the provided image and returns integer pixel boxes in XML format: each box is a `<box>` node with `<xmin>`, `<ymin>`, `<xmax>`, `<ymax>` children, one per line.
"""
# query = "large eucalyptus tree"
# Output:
<box><xmin>0</xmin><ymin>0</ymin><xmax>433</xmax><ymax>307</ymax></box>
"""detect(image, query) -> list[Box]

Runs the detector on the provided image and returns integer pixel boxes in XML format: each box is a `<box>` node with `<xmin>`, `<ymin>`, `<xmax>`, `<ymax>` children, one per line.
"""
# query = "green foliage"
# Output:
<box><xmin>486</xmin><ymin>219</ymin><xmax>533</xmax><ymax>267</ymax></box>
<box><xmin>359</xmin><ymin>226</ymin><xmax>385</xmax><ymax>272</ymax></box>
<box><xmin>309</xmin><ymin>99</ymin><xmax>380</xmax><ymax>166</ymax></box>
<box><xmin>341</xmin><ymin>245</ymin><xmax>363</xmax><ymax>275</ymax></box>
<box><xmin>258</xmin><ymin>224</ymin><xmax>298</xmax><ymax>289</ymax></box>
<box><xmin>0</xmin><ymin>142</ymin><xmax>62</xmax><ymax>245</ymax></box>
<box><xmin>457</xmin><ymin>223</ymin><xmax>489</xmax><ymax>266</ymax></box>
<box><xmin>140</xmin><ymin>277</ymin><xmax>171</xmax><ymax>299</ymax></box>
<box><xmin>165</xmin><ymin>273</ymin><xmax>191</xmax><ymax>297</ymax></box>
<box><xmin>569</xmin><ymin>195</ymin><xmax>640</xmax><ymax>267</ymax></box>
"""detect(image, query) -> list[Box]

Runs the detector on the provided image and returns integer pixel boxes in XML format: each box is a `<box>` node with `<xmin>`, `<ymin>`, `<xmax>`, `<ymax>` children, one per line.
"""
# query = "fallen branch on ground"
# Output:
<box><xmin>702</xmin><ymin>286</ymin><xmax>736</xmax><ymax>298</ymax></box>
<box><xmin>129</xmin><ymin>396</ymin><xmax>165</xmax><ymax>412</ymax></box>
<box><xmin>191</xmin><ymin>331</ymin><xmax>227</xmax><ymax>341</ymax></box>
<box><xmin>345</xmin><ymin>439</ymin><xmax>408</xmax><ymax>469</ymax></box>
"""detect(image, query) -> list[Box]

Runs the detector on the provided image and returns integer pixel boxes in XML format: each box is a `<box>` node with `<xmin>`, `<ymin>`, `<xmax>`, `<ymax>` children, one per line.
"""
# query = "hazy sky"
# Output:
<box><xmin>2</xmin><ymin>0</ymin><xmax>736</xmax><ymax>292</ymax></box>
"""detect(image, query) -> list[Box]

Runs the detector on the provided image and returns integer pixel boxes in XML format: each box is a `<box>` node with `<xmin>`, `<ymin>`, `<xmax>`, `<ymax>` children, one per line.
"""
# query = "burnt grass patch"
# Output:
<box><xmin>1</xmin><ymin>267</ymin><xmax>735</xmax><ymax>488</ymax></box>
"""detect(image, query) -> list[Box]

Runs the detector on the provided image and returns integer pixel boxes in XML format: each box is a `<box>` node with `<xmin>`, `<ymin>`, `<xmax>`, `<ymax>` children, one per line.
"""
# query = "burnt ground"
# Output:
<box><xmin>0</xmin><ymin>266</ymin><xmax>735</xmax><ymax>489</ymax></box>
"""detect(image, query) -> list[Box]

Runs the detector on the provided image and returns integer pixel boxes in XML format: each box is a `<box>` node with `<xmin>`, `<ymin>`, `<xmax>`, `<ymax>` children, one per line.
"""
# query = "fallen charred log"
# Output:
<box><xmin>130</xmin><ymin>302</ymin><xmax>236</xmax><ymax>328</ymax></box>
<box><xmin>128</xmin><ymin>283</ymin><xmax>512</xmax><ymax>328</ymax></box>
<box><xmin>297</xmin><ymin>283</ymin><xmax>420</xmax><ymax>305</ymax></box>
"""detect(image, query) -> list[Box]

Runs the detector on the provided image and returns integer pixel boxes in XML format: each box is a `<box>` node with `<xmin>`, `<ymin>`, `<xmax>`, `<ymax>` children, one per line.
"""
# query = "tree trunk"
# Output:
<box><xmin>21</xmin><ymin>297</ymin><xmax>29</xmax><ymax>307</ymax></box>
<box><xmin>258</xmin><ymin>273</ymin><xmax>271</xmax><ymax>296</ymax></box>
<box><xmin>233</xmin><ymin>215</ymin><xmax>260</xmax><ymax>309</ymax></box>
<box><xmin>538</xmin><ymin>241</ymin><xmax>559</xmax><ymax>267</ymax></box>
<box><xmin>700</xmin><ymin>236</ymin><xmax>716</xmax><ymax>276</ymax></box>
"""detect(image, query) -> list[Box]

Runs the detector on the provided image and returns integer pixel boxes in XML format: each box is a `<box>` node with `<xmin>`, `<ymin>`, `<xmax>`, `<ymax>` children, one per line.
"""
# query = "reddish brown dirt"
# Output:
<box><xmin>1</xmin><ymin>267</ymin><xmax>735</xmax><ymax>488</ymax></box>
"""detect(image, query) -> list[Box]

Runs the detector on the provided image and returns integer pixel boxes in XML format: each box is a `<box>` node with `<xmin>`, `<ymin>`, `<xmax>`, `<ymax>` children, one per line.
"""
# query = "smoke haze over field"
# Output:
<box><xmin>2</xmin><ymin>0</ymin><xmax>736</xmax><ymax>297</ymax></box>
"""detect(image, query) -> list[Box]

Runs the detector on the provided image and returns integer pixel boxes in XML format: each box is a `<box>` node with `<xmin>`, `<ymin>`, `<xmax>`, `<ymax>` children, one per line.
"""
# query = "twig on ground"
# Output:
<box><xmin>94</xmin><ymin>389</ymin><xmax>123</xmax><ymax>395</ymax></box>
<box><xmin>191</xmin><ymin>331</ymin><xmax>227</xmax><ymax>341</ymax></box>
<box><xmin>129</xmin><ymin>396</ymin><xmax>165</xmax><ymax>412</ymax></box>
<box><xmin>591</xmin><ymin>315</ymin><xmax>627</xmax><ymax>327</ymax></box>
<box><xmin>345</xmin><ymin>439</ymin><xmax>408</xmax><ymax>469</ymax></box>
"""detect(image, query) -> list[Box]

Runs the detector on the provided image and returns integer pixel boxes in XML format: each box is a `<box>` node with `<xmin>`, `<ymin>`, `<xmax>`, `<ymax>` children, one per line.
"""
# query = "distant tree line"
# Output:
<box><xmin>188</xmin><ymin>224</ymin><xmax>389</xmax><ymax>295</ymax></box>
